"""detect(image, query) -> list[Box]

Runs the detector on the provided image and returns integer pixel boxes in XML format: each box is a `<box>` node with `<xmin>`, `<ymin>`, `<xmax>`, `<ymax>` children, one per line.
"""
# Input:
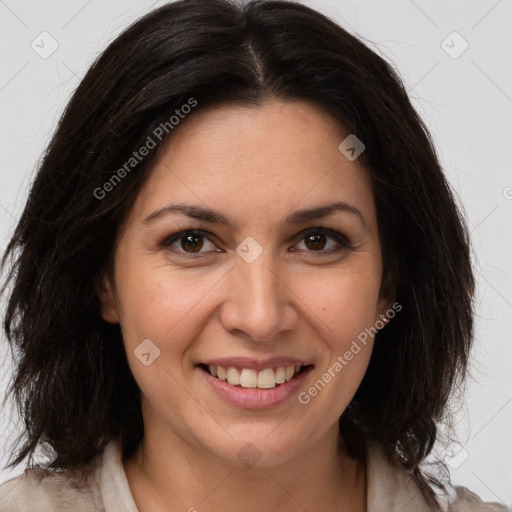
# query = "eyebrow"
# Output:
<box><xmin>143</xmin><ymin>201</ymin><xmax>366</xmax><ymax>229</ymax></box>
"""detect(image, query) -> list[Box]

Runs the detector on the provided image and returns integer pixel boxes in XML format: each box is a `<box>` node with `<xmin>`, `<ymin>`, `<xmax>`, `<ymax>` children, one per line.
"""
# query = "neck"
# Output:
<box><xmin>123</xmin><ymin>420</ymin><xmax>366</xmax><ymax>512</ymax></box>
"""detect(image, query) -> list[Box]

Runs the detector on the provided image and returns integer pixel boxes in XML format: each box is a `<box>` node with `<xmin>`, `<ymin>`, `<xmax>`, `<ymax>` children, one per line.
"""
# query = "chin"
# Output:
<box><xmin>201</xmin><ymin>427</ymin><xmax>319</xmax><ymax>469</ymax></box>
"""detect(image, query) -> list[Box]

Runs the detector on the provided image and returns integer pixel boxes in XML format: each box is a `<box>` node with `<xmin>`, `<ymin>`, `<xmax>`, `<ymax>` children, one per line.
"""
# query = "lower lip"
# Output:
<box><xmin>197</xmin><ymin>365</ymin><xmax>314</xmax><ymax>410</ymax></box>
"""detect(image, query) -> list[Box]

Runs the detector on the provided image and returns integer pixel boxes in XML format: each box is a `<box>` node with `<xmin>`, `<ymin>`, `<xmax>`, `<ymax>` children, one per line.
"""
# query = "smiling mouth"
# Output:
<box><xmin>197</xmin><ymin>363</ymin><xmax>313</xmax><ymax>389</ymax></box>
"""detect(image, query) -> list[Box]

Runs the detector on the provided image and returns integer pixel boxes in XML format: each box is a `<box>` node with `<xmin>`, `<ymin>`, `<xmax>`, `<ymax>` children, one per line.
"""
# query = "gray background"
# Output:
<box><xmin>1</xmin><ymin>0</ymin><xmax>511</xmax><ymax>506</ymax></box>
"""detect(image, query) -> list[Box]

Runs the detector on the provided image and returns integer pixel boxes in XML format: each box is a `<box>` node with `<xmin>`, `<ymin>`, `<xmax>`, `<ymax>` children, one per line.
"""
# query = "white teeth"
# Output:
<box><xmin>257</xmin><ymin>368</ymin><xmax>276</xmax><ymax>389</ymax></box>
<box><xmin>239</xmin><ymin>368</ymin><xmax>258</xmax><ymax>388</ymax></box>
<box><xmin>205</xmin><ymin>364</ymin><xmax>302</xmax><ymax>389</ymax></box>
<box><xmin>275</xmin><ymin>366</ymin><xmax>286</xmax><ymax>384</ymax></box>
<box><xmin>226</xmin><ymin>367</ymin><xmax>240</xmax><ymax>386</ymax></box>
<box><xmin>216</xmin><ymin>366</ymin><xmax>227</xmax><ymax>381</ymax></box>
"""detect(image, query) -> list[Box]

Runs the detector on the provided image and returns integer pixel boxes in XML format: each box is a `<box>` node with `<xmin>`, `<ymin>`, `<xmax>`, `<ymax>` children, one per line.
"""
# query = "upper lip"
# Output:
<box><xmin>199</xmin><ymin>356</ymin><xmax>312</xmax><ymax>372</ymax></box>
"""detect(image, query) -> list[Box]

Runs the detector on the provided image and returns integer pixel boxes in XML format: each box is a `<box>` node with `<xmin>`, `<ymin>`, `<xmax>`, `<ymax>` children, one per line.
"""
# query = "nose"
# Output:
<box><xmin>219</xmin><ymin>250</ymin><xmax>299</xmax><ymax>342</ymax></box>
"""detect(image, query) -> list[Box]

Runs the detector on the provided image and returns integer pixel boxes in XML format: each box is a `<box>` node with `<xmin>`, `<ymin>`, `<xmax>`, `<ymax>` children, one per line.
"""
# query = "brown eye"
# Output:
<box><xmin>160</xmin><ymin>227</ymin><xmax>351</xmax><ymax>258</ymax></box>
<box><xmin>161</xmin><ymin>230</ymin><xmax>217</xmax><ymax>254</ymax></box>
<box><xmin>180</xmin><ymin>234</ymin><xmax>204</xmax><ymax>253</ymax></box>
<box><xmin>304</xmin><ymin>233</ymin><xmax>328</xmax><ymax>251</ymax></box>
<box><xmin>295</xmin><ymin>229</ymin><xmax>350</xmax><ymax>253</ymax></box>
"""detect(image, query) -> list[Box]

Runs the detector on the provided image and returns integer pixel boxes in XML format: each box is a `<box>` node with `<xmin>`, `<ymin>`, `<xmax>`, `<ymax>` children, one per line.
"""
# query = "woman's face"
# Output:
<box><xmin>100</xmin><ymin>99</ymin><xmax>391</xmax><ymax>467</ymax></box>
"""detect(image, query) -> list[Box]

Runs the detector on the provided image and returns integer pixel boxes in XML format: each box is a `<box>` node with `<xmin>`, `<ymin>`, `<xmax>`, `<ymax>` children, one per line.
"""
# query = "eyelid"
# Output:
<box><xmin>160</xmin><ymin>227</ymin><xmax>352</xmax><ymax>255</ymax></box>
<box><xmin>160</xmin><ymin>229</ymin><xmax>218</xmax><ymax>252</ymax></box>
<box><xmin>298</xmin><ymin>227</ymin><xmax>352</xmax><ymax>250</ymax></box>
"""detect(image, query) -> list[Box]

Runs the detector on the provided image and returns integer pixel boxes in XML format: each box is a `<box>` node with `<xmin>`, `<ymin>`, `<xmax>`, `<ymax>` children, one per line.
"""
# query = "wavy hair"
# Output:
<box><xmin>1</xmin><ymin>1</ymin><xmax>474</xmax><ymax>508</ymax></box>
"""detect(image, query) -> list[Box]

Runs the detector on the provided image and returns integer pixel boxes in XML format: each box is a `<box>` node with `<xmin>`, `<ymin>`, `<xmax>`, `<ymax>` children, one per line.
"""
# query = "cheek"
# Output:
<box><xmin>296</xmin><ymin>260</ymin><xmax>382</xmax><ymax>341</ymax></box>
<box><xmin>114</xmin><ymin>258</ymin><xmax>224</xmax><ymax>357</ymax></box>
<box><xmin>292</xmin><ymin>260</ymin><xmax>381</xmax><ymax>400</ymax></box>
<box><xmin>113</xmin><ymin>265</ymin><xmax>220</xmax><ymax>409</ymax></box>
<box><xmin>295</xmin><ymin>273</ymin><xmax>379</xmax><ymax>414</ymax></box>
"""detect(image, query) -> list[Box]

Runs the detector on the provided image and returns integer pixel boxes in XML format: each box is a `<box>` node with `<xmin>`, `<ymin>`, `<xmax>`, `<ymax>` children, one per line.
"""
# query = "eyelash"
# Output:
<box><xmin>159</xmin><ymin>228</ymin><xmax>352</xmax><ymax>257</ymax></box>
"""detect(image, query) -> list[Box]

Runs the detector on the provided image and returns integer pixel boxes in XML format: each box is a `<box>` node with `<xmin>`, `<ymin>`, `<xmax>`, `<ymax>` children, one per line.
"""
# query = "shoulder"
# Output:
<box><xmin>0</xmin><ymin>463</ymin><xmax>103</xmax><ymax>512</ymax></box>
<box><xmin>364</xmin><ymin>439</ymin><xmax>509</xmax><ymax>512</ymax></box>
<box><xmin>446</xmin><ymin>485</ymin><xmax>510</xmax><ymax>512</ymax></box>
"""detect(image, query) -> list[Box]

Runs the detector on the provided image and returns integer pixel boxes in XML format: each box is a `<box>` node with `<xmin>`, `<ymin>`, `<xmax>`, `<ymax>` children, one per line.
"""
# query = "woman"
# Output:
<box><xmin>0</xmin><ymin>0</ymin><xmax>506</xmax><ymax>510</ymax></box>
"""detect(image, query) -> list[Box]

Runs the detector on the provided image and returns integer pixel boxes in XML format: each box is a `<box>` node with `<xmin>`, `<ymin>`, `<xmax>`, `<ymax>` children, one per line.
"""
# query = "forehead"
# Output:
<box><xmin>128</xmin><ymin>99</ymin><xmax>377</xmax><ymax>230</ymax></box>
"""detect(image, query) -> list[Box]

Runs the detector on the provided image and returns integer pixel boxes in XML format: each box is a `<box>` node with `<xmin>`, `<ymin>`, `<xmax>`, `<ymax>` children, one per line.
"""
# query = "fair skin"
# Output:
<box><xmin>99</xmin><ymin>99</ymin><xmax>391</xmax><ymax>512</ymax></box>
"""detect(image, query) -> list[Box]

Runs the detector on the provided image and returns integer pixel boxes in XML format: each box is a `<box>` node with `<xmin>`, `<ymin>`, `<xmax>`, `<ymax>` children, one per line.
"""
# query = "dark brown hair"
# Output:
<box><xmin>1</xmin><ymin>1</ymin><xmax>474</xmax><ymax>509</ymax></box>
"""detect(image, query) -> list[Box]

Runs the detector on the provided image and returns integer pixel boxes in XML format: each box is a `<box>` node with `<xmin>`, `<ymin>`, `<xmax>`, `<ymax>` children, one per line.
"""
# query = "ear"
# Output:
<box><xmin>375</xmin><ymin>294</ymin><xmax>394</xmax><ymax>327</ymax></box>
<box><xmin>375</xmin><ymin>265</ymin><xmax>397</xmax><ymax>326</ymax></box>
<box><xmin>98</xmin><ymin>273</ymin><xmax>119</xmax><ymax>324</ymax></box>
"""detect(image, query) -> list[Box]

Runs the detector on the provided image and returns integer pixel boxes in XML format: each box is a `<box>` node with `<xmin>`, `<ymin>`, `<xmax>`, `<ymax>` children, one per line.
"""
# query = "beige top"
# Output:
<box><xmin>0</xmin><ymin>437</ymin><xmax>508</xmax><ymax>511</ymax></box>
